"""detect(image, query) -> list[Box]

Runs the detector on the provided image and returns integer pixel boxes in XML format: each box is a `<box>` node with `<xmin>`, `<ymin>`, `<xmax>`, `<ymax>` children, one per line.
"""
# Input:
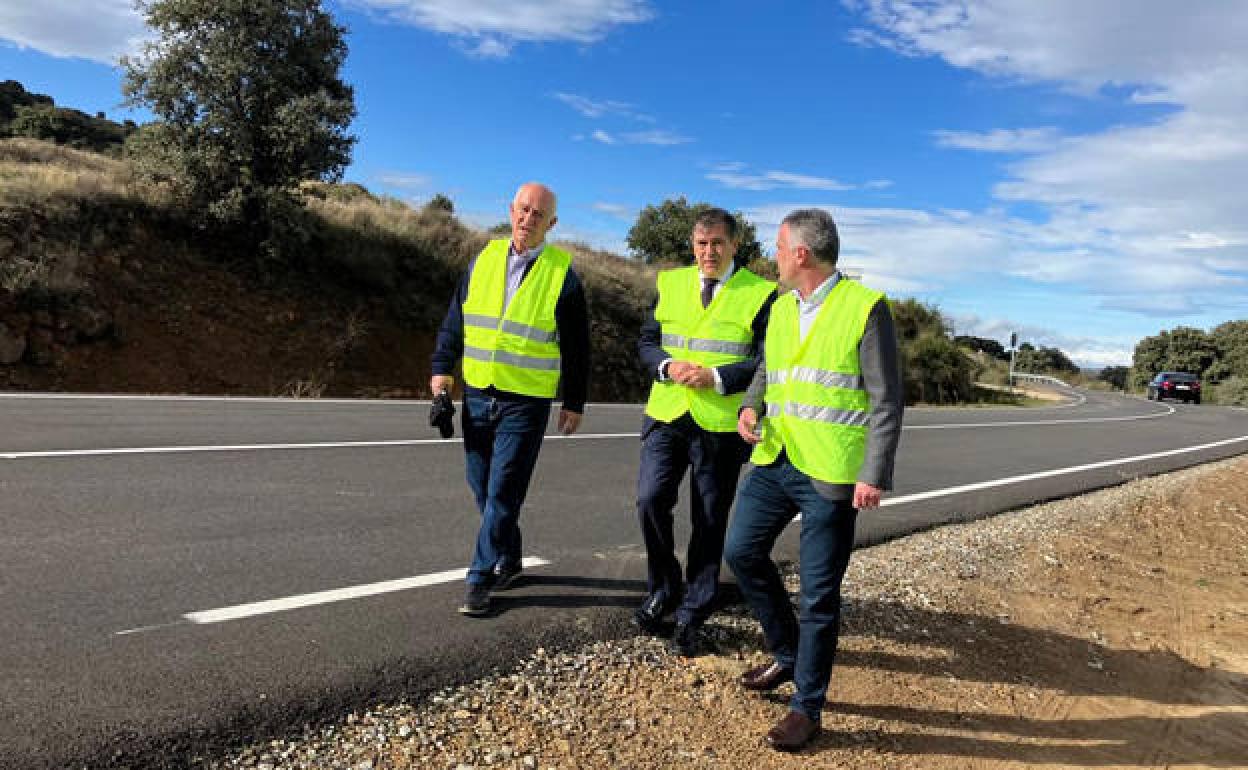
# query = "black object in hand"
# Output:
<box><xmin>430</xmin><ymin>388</ymin><xmax>456</xmax><ymax>438</ymax></box>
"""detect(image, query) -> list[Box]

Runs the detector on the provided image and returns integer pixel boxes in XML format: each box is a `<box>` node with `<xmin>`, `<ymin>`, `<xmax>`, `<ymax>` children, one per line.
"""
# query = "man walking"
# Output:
<box><xmin>635</xmin><ymin>208</ymin><xmax>775</xmax><ymax>655</ymax></box>
<box><xmin>725</xmin><ymin>208</ymin><xmax>903</xmax><ymax>750</ymax></box>
<box><xmin>431</xmin><ymin>182</ymin><xmax>590</xmax><ymax>617</ymax></box>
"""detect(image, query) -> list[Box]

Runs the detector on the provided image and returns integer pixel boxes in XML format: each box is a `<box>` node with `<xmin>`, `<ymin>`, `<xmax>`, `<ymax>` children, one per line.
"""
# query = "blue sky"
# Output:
<box><xmin>4</xmin><ymin>1</ymin><xmax>1247</xmax><ymax>368</ymax></box>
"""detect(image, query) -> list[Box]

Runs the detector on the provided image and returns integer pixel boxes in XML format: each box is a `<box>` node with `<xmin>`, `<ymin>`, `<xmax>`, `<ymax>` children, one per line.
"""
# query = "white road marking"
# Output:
<box><xmin>905</xmin><ymin>402</ymin><xmax>1174</xmax><ymax>429</ymax></box>
<box><xmin>881</xmin><ymin>433</ymin><xmax>1248</xmax><ymax>507</ymax></box>
<box><xmin>115</xmin><ymin>557</ymin><xmax>553</xmax><ymax>634</ymax></box>
<box><xmin>0</xmin><ymin>393</ymin><xmax>645</xmax><ymax>407</ymax></box>
<box><xmin>0</xmin><ymin>403</ymin><xmax>1197</xmax><ymax>459</ymax></box>
<box><xmin>0</xmin><ymin>434</ymin><xmax>639</xmax><ymax>459</ymax></box>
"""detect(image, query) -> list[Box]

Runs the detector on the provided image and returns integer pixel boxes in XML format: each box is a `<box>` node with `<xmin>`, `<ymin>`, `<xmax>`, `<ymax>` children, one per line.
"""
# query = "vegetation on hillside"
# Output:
<box><xmin>0</xmin><ymin>80</ymin><xmax>136</xmax><ymax>154</ymax></box>
<box><xmin>626</xmin><ymin>197</ymin><xmax>763</xmax><ymax>266</ymax></box>
<box><xmin>1130</xmin><ymin>322</ymin><xmax>1248</xmax><ymax>405</ymax></box>
<box><xmin>121</xmin><ymin>0</ymin><xmax>357</xmax><ymax>266</ymax></box>
<box><xmin>3</xmin><ymin>0</ymin><xmax>1101</xmax><ymax>407</ymax></box>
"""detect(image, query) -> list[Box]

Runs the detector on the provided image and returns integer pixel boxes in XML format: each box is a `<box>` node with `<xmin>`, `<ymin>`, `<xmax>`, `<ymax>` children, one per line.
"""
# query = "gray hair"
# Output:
<box><xmin>782</xmin><ymin>208</ymin><xmax>839</xmax><ymax>266</ymax></box>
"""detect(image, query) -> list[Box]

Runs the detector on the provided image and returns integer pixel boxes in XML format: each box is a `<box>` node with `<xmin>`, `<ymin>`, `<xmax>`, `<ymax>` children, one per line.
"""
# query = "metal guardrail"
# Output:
<box><xmin>1011</xmin><ymin>372</ymin><xmax>1072</xmax><ymax>388</ymax></box>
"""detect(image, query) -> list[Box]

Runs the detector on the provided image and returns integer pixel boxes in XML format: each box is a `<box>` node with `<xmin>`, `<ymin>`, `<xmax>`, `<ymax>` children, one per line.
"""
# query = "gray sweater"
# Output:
<box><xmin>741</xmin><ymin>298</ymin><xmax>904</xmax><ymax>501</ymax></box>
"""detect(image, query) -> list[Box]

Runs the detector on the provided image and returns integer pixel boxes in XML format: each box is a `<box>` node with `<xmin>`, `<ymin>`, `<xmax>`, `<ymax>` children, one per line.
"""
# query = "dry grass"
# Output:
<box><xmin>0</xmin><ymin>138</ymin><xmax>174</xmax><ymax>209</ymax></box>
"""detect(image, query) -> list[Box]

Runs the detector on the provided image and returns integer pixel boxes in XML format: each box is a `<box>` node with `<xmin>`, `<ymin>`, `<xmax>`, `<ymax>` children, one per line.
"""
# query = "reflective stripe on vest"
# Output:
<box><xmin>750</xmin><ymin>278</ymin><xmax>883</xmax><ymax>483</ymax></box>
<box><xmin>644</xmin><ymin>266</ymin><xmax>775</xmax><ymax>432</ymax></box>
<box><xmin>461</xmin><ymin>239</ymin><xmax>570</xmax><ymax>398</ymax></box>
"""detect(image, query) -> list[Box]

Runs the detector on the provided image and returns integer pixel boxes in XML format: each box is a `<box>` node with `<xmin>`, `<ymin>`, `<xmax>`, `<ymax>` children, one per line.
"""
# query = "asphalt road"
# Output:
<box><xmin>3</xmin><ymin>389</ymin><xmax>1247</xmax><ymax>767</ymax></box>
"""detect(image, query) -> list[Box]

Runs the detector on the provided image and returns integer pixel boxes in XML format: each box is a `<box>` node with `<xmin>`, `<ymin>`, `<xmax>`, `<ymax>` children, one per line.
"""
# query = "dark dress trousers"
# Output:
<box><xmin>636</xmin><ymin>282</ymin><xmax>774</xmax><ymax>625</ymax></box>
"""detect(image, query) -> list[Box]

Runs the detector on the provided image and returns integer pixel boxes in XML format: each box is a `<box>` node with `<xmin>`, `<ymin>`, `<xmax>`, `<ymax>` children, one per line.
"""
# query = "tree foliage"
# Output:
<box><xmin>121</xmin><ymin>0</ymin><xmax>356</xmax><ymax>261</ymax></box>
<box><xmin>1016</xmin><ymin>344</ymin><xmax>1079</xmax><ymax>375</ymax></box>
<box><xmin>1</xmin><ymin>80</ymin><xmax>134</xmax><ymax>153</ymax></box>
<box><xmin>626</xmin><ymin>196</ymin><xmax>762</xmax><ymax>266</ymax></box>
<box><xmin>1209</xmin><ymin>320</ymin><xmax>1248</xmax><ymax>381</ymax></box>
<box><xmin>1129</xmin><ymin>326</ymin><xmax>1218</xmax><ymax>388</ymax></box>
<box><xmin>885</xmin><ymin>299</ymin><xmax>975</xmax><ymax>403</ymax></box>
<box><xmin>903</xmin><ymin>332</ymin><xmax>975</xmax><ymax>404</ymax></box>
<box><xmin>890</xmin><ymin>298</ymin><xmax>951</xmax><ymax>343</ymax></box>
<box><xmin>955</xmin><ymin>334</ymin><xmax>1008</xmax><ymax>361</ymax></box>
<box><xmin>1097</xmin><ymin>365</ymin><xmax>1129</xmax><ymax>390</ymax></box>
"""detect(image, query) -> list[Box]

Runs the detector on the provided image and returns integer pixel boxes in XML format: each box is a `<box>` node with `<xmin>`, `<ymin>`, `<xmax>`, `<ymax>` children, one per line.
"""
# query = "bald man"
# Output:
<box><xmin>431</xmin><ymin>183</ymin><xmax>591</xmax><ymax>616</ymax></box>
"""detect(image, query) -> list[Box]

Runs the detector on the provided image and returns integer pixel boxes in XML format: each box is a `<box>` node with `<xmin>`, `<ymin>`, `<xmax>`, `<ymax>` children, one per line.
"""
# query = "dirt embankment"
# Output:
<box><xmin>213</xmin><ymin>457</ymin><xmax>1248</xmax><ymax>769</ymax></box>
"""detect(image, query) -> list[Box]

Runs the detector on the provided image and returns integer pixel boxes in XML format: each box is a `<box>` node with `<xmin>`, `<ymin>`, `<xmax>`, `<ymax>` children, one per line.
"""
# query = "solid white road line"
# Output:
<box><xmin>0</xmin><ymin>393</ymin><xmax>646</xmax><ymax>407</ymax></box>
<box><xmin>115</xmin><ymin>557</ymin><xmax>553</xmax><ymax>634</ymax></box>
<box><xmin>904</xmin><ymin>402</ymin><xmax>1174</xmax><ymax>429</ymax></box>
<box><xmin>0</xmin><ymin>434</ymin><xmax>639</xmax><ymax>459</ymax></box>
<box><xmin>1</xmin><ymin>405</ymin><xmax>1198</xmax><ymax>459</ymax></box>
<box><xmin>881</xmin><ymin>433</ymin><xmax>1248</xmax><ymax>507</ymax></box>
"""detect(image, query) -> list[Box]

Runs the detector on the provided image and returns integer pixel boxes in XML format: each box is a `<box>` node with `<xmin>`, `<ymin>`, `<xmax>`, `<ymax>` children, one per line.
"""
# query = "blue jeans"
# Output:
<box><xmin>462</xmin><ymin>393</ymin><xmax>551</xmax><ymax>586</ymax></box>
<box><xmin>724</xmin><ymin>457</ymin><xmax>858</xmax><ymax>722</ymax></box>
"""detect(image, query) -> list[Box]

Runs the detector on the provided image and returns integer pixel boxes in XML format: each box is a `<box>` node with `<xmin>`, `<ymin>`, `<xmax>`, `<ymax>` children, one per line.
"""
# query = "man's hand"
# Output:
<box><xmin>738</xmin><ymin>407</ymin><xmax>763</xmax><ymax>444</ymax></box>
<box><xmin>430</xmin><ymin>374</ymin><xmax>454</xmax><ymax>396</ymax></box>
<box><xmin>557</xmin><ymin>409</ymin><xmax>582</xmax><ymax>435</ymax></box>
<box><xmin>853</xmin><ymin>482</ymin><xmax>883</xmax><ymax>510</ymax></box>
<box><xmin>671</xmin><ymin>362</ymin><xmax>715</xmax><ymax>389</ymax></box>
<box><xmin>666</xmin><ymin>360</ymin><xmax>695</xmax><ymax>382</ymax></box>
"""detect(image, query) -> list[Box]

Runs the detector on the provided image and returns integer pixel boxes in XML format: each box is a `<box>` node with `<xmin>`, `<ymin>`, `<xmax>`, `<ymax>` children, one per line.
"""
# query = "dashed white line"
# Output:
<box><xmin>115</xmin><ymin>557</ymin><xmax>553</xmax><ymax>634</ymax></box>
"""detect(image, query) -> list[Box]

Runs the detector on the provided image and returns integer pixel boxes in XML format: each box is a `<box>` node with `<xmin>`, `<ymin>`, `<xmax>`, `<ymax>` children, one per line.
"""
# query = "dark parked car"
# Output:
<box><xmin>1146</xmin><ymin>371</ymin><xmax>1201</xmax><ymax>403</ymax></box>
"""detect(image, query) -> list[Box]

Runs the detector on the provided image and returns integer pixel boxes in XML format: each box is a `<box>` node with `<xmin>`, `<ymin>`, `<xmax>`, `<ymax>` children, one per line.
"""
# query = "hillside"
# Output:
<box><xmin>0</xmin><ymin>138</ymin><xmax>654</xmax><ymax>401</ymax></box>
<box><xmin>0</xmin><ymin>135</ymin><xmax>1062</xmax><ymax>407</ymax></box>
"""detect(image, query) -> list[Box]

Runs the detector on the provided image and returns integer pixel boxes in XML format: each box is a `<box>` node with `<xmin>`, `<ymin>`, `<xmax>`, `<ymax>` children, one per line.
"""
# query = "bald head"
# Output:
<box><xmin>509</xmin><ymin>182</ymin><xmax>558</xmax><ymax>251</ymax></box>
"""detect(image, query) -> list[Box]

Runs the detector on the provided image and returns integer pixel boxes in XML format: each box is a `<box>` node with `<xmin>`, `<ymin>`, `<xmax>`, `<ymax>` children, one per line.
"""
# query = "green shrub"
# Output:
<box><xmin>1210</xmin><ymin>376</ymin><xmax>1248</xmax><ymax>407</ymax></box>
<box><xmin>904</xmin><ymin>332</ymin><xmax>975</xmax><ymax>404</ymax></box>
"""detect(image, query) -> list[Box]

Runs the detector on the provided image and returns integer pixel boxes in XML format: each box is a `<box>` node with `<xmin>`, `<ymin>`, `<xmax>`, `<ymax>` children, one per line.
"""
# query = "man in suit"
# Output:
<box><xmin>726</xmin><ymin>208</ymin><xmax>903</xmax><ymax>750</ymax></box>
<box><xmin>635</xmin><ymin>208</ymin><xmax>776</xmax><ymax>656</ymax></box>
<box><xmin>430</xmin><ymin>182</ymin><xmax>590</xmax><ymax>617</ymax></box>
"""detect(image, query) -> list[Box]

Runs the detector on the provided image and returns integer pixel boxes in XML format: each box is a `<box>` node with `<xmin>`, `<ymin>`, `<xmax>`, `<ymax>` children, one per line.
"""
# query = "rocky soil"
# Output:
<box><xmin>209</xmin><ymin>456</ymin><xmax>1248</xmax><ymax>770</ymax></box>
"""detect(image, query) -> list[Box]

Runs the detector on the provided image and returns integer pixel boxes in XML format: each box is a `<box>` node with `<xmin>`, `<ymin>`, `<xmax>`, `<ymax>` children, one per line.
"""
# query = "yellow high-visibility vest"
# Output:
<box><xmin>461</xmin><ymin>239</ymin><xmax>569</xmax><ymax>398</ymax></box>
<box><xmin>750</xmin><ymin>278</ymin><xmax>883</xmax><ymax>483</ymax></box>
<box><xmin>644</xmin><ymin>266</ymin><xmax>775</xmax><ymax>432</ymax></box>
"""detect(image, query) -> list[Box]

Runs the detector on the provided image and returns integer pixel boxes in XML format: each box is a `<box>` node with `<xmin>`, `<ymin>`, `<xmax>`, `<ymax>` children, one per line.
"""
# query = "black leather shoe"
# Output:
<box><xmin>668</xmin><ymin>622</ymin><xmax>700</xmax><ymax>657</ymax></box>
<box><xmin>492</xmin><ymin>562</ymin><xmax>523</xmax><ymax>591</ymax></box>
<box><xmin>457</xmin><ymin>584</ymin><xmax>490</xmax><ymax>617</ymax></box>
<box><xmin>765</xmin><ymin>710</ymin><xmax>819</xmax><ymax>752</ymax></box>
<box><xmin>739</xmin><ymin>662</ymin><xmax>794</xmax><ymax>691</ymax></box>
<box><xmin>633</xmin><ymin>592</ymin><xmax>671</xmax><ymax>633</ymax></box>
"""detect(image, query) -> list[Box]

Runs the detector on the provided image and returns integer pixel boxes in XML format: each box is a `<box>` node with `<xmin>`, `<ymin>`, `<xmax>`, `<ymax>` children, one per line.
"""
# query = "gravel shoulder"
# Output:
<box><xmin>212</xmin><ymin>456</ymin><xmax>1248</xmax><ymax>770</ymax></box>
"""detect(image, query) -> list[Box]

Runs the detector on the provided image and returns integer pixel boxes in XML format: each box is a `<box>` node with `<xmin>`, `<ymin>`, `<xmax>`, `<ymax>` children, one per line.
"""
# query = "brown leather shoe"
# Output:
<box><xmin>739</xmin><ymin>662</ymin><xmax>794</xmax><ymax>691</ymax></box>
<box><xmin>765</xmin><ymin>710</ymin><xmax>819</xmax><ymax>752</ymax></box>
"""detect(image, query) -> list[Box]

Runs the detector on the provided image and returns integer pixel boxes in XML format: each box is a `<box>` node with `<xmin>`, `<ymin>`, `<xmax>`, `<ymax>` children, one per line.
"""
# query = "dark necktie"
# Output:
<box><xmin>701</xmin><ymin>278</ymin><xmax>717</xmax><ymax>308</ymax></box>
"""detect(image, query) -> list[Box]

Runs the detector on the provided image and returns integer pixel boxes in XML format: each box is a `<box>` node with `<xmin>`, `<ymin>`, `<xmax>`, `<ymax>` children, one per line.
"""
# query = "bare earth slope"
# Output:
<box><xmin>211</xmin><ymin>456</ymin><xmax>1248</xmax><ymax>770</ymax></box>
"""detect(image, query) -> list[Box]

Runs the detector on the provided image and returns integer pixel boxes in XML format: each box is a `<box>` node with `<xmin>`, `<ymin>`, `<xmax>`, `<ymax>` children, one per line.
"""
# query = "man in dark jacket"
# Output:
<box><xmin>635</xmin><ymin>208</ymin><xmax>775</xmax><ymax>656</ymax></box>
<box><xmin>431</xmin><ymin>182</ymin><xmax>590</xmax><ymax>617</ymax></box>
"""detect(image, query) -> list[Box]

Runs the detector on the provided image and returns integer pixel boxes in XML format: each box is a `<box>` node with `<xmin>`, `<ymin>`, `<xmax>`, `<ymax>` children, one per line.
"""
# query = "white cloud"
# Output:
<box><xmin>348</xmin><ymin>0</ymin><xmax>653</xmax><ymax>55</ymax></box>
<box><xmin>0</xmin><ymin>0</ymin><xmax>147</xmax><ymax>62</ymax></box>
<box><xmin>375</xmin><ymin>171</ymin><xmax>433</xmax><ymax>190</ymax></box>
<box><xmin>708</xmin><ymin>165</ymin><xmax>853</xmax><ymax>191</ymax></box>
<box><xmin>620</xmin><ymin>129</ymin><xmax>691</xmax><ymax>146</ymax></box>
<box><xmin>551</xmin><ymin>92</ymin><xmax>651</xmax><ymax>122</ymax></box>
<box><xmin>592</xmin><ymin>202</ymin><xmax>633</xmax><ymax>220</ymax></box>
<box><xmin>952</xmin><ymin>314</ymin><xmax>1134</xmax><ymax>367</ymax></box>
<box><xmin>463</xmin><ymin>36</ymin><xmax>511</xmax><ymax>58</ymax></box>
<box><xmin>844</xmin><ymin>0</ymin><xmax>1248</xmax><ymax>327</ymax></box>
<box><xmin>934</xmin><ymin>127</ymin><xmax>1061</xmax><ymax>153</ymax></box>
<box><xmin>591</xmin><ymin>128</ymin><xmax>690</xmax><ymax>146</ymax></box>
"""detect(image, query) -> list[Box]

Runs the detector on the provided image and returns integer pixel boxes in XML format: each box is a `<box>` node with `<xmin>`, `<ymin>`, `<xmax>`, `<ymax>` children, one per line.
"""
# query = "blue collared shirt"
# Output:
<box><xmin>505</xmin><ymin>240</ymin><xmax>544</xmax><ymax>309</ymax></box>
